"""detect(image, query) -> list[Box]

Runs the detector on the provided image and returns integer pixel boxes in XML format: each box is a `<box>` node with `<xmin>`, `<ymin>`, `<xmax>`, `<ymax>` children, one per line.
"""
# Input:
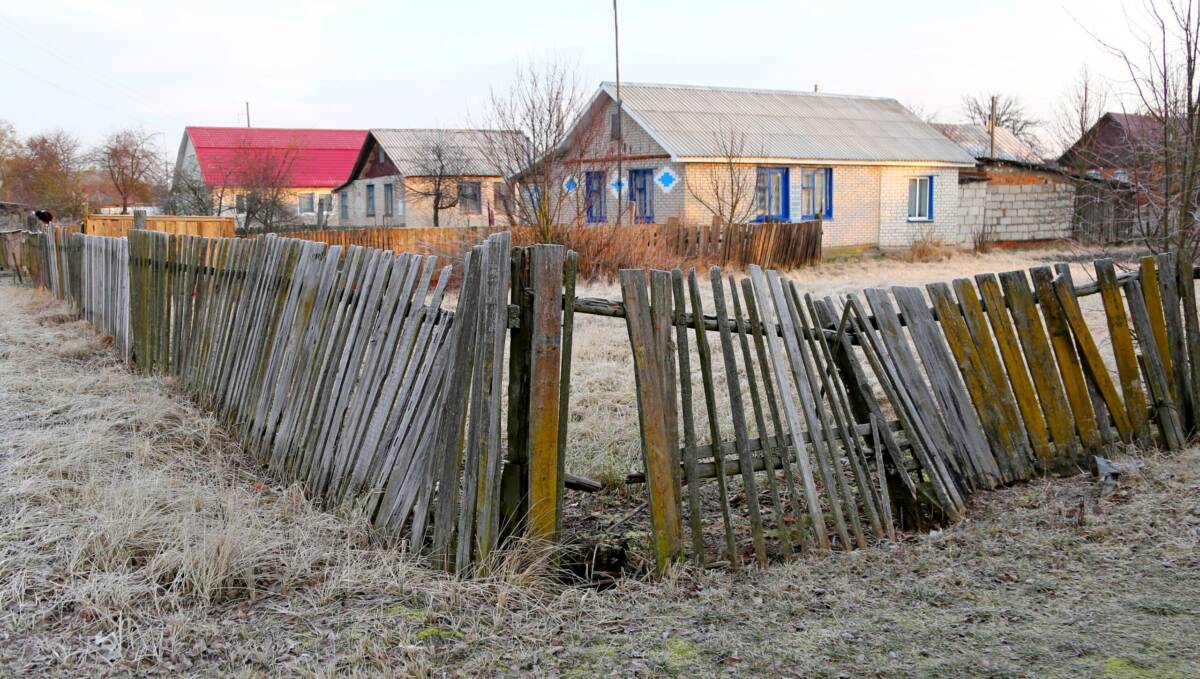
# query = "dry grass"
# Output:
<box><xmin>3</xmin><ymin>242</ymin><xmax>1199</xmax><ymax>676</ymax></box>
<box><xmin>900</xmin><ymin>232</ymin><xmax>957</xmax><ymax>263</ymax></box>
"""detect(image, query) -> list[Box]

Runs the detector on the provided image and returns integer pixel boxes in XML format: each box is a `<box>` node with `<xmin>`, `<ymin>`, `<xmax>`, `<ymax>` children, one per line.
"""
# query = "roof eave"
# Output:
<box><xmin>676</xmin><ymin>156</ymin><xmax>976</xmax><ymax>169</ymax></box>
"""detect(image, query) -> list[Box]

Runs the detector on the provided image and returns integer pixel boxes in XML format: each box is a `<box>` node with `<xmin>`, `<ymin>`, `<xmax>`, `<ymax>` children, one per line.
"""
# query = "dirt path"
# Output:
<box><xmin>2</xmin><ymin>281</ymin><xmax>1198</xmax><ymax>677</ymax></box>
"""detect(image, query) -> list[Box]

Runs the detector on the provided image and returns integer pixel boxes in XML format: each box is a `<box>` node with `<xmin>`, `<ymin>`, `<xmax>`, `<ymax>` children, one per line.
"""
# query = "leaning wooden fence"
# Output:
<box><xmin>22</xmin><ymin>226</ymin><xmax>577</xmax><ymax>576</ymax></box>
<box><xmin>621</xmin><ymin>251</ymin><xmax>1199</xmax><ymax>572</ymax></box>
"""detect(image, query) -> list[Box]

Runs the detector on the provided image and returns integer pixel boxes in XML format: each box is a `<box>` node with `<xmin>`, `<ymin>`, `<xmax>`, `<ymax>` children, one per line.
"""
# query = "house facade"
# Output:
<box><xmin>171</xmin><ymin>127</ymin><xmax>367</xmax><ymax>228</ymax></box>
<box><xmin>333</xmin><ymin>129</ymin><xmax>522</xmax><ymax>228</ymax></box>
<box><xmin>934</xmin><ymin>123</ymin><xmax>1075</xmax><ymax>243</ymax></box>
<box><xmin>549</xmin><ymin>83</ymin><xmax>977</xmax><ymax>249</ymax></box>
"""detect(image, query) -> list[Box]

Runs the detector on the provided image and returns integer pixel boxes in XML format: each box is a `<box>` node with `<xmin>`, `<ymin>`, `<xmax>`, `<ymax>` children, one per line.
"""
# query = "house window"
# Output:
<box><xmin>377</xmin><ymin>146</ymin><xmax>386</xmax><ymax>164</ymax></box>
<box><xmin>755</xmin><ymin>167</ymin><xmax>789</xmax><ymax>222</ymax></box>
<box><xmin>801</xmin><ymin>168</ymin><xmax>833</xmax><ymax>220</ymax></box>
<box><xmin>629</xmin><ymin>169</ymin><xmax>654</xmax><ymax>223</ymax></box>
<box><xmin>384</xmin><ymin>183</ymin><xmax>394</xmax><ymax>217</ymax></box>
<box><xmin>907</xmin><ymin>176</ymin><xmax>933</xmax><ymax>221</ymax></box>
<box><xmin>235</xmin><ymin>194</ymin><xmax>246</xmax><ymax>214</ymax></box>
<box><xmin>585</xmin><ymin>171</ymin><xmax>606</xmax><ymax>223</ymax></box>
<box><xmin>298</xmin><ymin>192</ymin><xmax>315</xmax><ymax>214</ymax></box>
<box><xmin>610</xmin><ymin>112</ymin><xmax>621</xmax><ymax>141</ymax></box>
<box><xmin>339</xmin><ymin>190</ymin><xmax>349</xmax><ymax>220</ymax></box>
<box><xmin>366</xmin><ymin>184</ymin><xmax>376</xmax><ymax>217</ymax></box>
<box><xmin>460</xmin><ymin>181</ymin><xmax>482</xmax><ymax>214</ymax></box>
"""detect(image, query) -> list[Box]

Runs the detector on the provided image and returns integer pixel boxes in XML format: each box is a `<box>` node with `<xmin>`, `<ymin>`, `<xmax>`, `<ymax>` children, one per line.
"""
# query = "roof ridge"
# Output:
<box><xmin>601</xmin><ymin>81</ymin><xmax>898</xmax><ymax>103</ymax></box>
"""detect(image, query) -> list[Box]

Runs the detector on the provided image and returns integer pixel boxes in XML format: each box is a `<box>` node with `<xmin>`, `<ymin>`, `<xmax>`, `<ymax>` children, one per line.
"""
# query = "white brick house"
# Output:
<box><xmin>554</xmin><ymin>83</ymin><xmax>978</xmax><ymax>249</ymax></box>
<box><xmin>333</xmin><ymin>129</ymin><xmax>523</xmax><ymax>228</ymax></box>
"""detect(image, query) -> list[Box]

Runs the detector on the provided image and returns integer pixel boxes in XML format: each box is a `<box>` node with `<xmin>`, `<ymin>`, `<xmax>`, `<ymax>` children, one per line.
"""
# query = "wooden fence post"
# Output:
<box><xmin>527</xmin><ymin>245</ymin><xmax>566</xmax><ymax>543</ymax></box>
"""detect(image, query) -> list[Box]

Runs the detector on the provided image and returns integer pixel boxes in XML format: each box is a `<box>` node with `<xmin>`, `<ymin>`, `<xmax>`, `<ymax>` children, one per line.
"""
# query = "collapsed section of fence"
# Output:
<box><xmin>22</xmin><ymin>226</ymin><xmax>577</xmax><ymax>576</ymax></box>
<box><xmin>620</xmin><ymin>251</ymin><xmax>1199</xmax><ymax>573</ymax></box>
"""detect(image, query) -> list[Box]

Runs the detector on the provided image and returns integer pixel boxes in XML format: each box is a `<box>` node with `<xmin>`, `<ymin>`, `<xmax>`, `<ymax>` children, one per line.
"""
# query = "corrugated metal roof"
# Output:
<box><xmin>932</xmin><ymin>123</ymin><xmax>1043</xmax><ymax>164</ymax></box>
<box><xmin>370</xmin><ymin>128</ymin><xmax>521</xmax><ymax>177</ymax></box>
<box><xmin>602</xmin><ymin>82</ymin><xmax>976</xmax><ymax>166</ymax></box>
<box><xmin>186</xmin><ymin>127</ymin><xmax>367</xmax><ymax>188</ymax></box>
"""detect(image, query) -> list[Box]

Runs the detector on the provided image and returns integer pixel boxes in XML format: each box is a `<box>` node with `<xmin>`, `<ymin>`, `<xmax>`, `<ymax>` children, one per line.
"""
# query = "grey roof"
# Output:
<box><xmin>368</xmin><ymin>128</ymin><xmax>520</xmax><ymax>177</ymax></box>
<box><xmin>932</xmin><ymin>123</ymin><xmax>1043</xmax><ymax>164</ymax></box>
<box><xmin>600</xmin><ymin>82</ymin><xmax>976</xmax><ymax>166</ymax></box>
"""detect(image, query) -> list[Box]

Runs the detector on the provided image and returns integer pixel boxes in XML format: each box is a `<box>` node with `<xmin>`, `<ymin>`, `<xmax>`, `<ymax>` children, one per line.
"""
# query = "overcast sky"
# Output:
<box><xmin>0</xmin><ymin>0</ymin><xmax>1146</xmax><ymax>155</ymax></box>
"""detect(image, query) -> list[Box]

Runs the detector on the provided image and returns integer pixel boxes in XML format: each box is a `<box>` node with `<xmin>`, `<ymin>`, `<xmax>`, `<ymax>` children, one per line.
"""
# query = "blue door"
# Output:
<box><xmin>585</xmin><ymin>171</ymin><xmax>606</xmax><ymax>223</ymax></box>
<box><xmin>629</xmin><ymin>169</ymin><xmax>654</xmax><ymax>223</ymax></box>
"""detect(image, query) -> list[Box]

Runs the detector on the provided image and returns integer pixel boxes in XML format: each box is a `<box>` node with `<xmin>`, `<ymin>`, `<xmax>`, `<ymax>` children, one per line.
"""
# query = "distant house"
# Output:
<box><xmin>1057</xmin><ymin>112</ymin><xmax>1161</xmax><ymax>182</ymax></box>
<box><xmin>171</xmin><ymin>127</ymin><xmax>367</xmax><ymax>227</ymax></box>
<box><xmin>333</xmin><ymin>129</ymin><xmax>522</xmax><ymax>228</ymax></box>
<box><xmin>934</xmin><ymin>123</ymin><xmax>1074</xmax><ymax>243</ymax></box>
<box><xmin>548</xmin><ymin>82</ymin><xmax>978</xmax><ymax>249</ymax></box>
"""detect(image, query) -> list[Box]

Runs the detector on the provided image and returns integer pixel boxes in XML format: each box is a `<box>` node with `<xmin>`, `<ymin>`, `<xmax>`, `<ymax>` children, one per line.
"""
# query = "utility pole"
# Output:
<box><xmin>245</xmin><ymin>101</ymin><xmax>252</xmax><ymax>128</ymax></box>
<box><xmin>613</xmin><ymin>0</ymin><xmax>625</xmax><ymax>226</ymax></box>
<box><xmin>988</xmin><ymin>95</ymin><xmax>997</xmax><ymax>158</ymax></box>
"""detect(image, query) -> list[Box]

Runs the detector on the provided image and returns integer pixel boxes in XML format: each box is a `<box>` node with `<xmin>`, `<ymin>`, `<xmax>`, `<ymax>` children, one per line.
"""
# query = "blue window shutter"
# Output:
<box><xmin>928</xmin><ymin>175</ymin><xmax>935</xmax><ymax>221</ymax></box>
<box><xmin>825</xmin><ymin>167</ymin><xmax>834</xmax><ymax>219</ymax></box>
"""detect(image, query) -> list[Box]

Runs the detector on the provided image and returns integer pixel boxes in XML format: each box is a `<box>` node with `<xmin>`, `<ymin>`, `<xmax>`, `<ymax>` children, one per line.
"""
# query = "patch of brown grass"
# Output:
<box><xmin>900</xmin><ymin>232</ymin><xmax>956</xmax><ymax>263</ymax></box>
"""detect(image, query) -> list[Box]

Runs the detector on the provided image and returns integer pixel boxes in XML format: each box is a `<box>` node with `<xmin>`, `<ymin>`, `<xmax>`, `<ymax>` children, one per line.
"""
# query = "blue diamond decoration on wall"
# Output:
<box><xmin>610</xmin><ymin>176</ymin><xmax>626</xmax><ymax>197</ymax></box>
<box><xmin>656</xmin><ymin>167</ymin><xmax>678</xmax><ymax>193</ymax></box>
<box><xmin>562</xmin><ymin>176</ymin><xmax>578</xmax><ymax>193</ymax></box>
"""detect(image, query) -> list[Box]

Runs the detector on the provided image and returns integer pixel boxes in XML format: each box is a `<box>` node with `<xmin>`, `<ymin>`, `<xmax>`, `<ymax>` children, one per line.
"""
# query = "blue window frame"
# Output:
<box><xmin>755</xmin><ymin>167</ymin><xmax>789</xmax><ymax>222</ymax></box>
<box><xmin>801</xmin><ymin>168</ymin><xmax>833</xmax><ymax>220</ymax></box>
<box><xmin>907</xmin><ymin>176</ymin><xmax>934</xmax><ymax>221</ymax></box>
<box><xmin>339</xmin><ymin>190</ymin><xmax>348</xmax><ymax>220</ymax></box>
<box><xmin>366</xmin><ymin>184</ymin><xmax>376</xmax><ymax>217</ymax></box>
<box><xmin>629</xmin><ymin>169</ymin><xmax>654</xmax><ymax>223</ymax></box>
<box><xmin>585</xmin><ymin>171</ymin><xmax>606</xmax><ymax>223</ymax></box>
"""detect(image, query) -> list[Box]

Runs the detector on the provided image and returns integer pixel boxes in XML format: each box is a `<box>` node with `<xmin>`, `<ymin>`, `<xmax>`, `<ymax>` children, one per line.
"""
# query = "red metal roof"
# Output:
<box><xmin>186</xmin><ymin>127</ymin><xmax>368</xmax><ymax>189</ymax></box>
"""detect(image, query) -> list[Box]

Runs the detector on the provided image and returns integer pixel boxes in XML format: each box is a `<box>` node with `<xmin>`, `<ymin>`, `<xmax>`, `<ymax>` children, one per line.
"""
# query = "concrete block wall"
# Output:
<box><xmin>959</xmin><ymin>181</ymin><xmax>987</xmax><ymax>240</ymax></box>
<box><xmin>981</xmin><ymin>182</ymin><xmax>1074</xmax><ymax>241</ymax></box>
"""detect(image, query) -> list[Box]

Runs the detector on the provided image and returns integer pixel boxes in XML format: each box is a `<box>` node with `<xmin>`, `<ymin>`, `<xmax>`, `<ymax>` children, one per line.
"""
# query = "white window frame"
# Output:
<box><xmin>297</xmin><ymin>192</ymin><xmax>316</xmax><ymax>215</ymax></box>
<box><xmin>907</xmin><ymin>176</ymin><xmax>933</xmax><ymax>222</ymax></box>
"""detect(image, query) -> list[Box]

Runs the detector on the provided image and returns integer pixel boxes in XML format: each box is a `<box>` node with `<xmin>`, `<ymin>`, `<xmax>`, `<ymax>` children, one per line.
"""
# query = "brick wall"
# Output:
<box><xmin>878</xmin><ymin>167</ymin><xmax>964</xmax><ymax>248</ymax></box>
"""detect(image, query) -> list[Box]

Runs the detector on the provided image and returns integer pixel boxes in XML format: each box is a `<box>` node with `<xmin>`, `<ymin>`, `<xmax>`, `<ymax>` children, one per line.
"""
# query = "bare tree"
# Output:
<box><xmin>686</xmin><ymin>127</ymin><xmax>759</xmax><ymax>229</ymax></box>
<box><xmin>1051</xmin><ymin>66</ymin><xmax>1110</xmax><ymax>158</ymax></box>
<box><xmin>89</xmin><ymin>128</ymin><xmax>163</xmax><ymax>214</ymax></box>
<box><xmin>476</xmin><ymin>59</ymin><xmax>601</xmax><ymax>243</ymax></box>
<box><xmin>233</xmin><ymin>145</ymin><xmax>298</xmax><ymax>232</ymax></box>
<box><xmin>1091</xmin><ymin>0</ymin><xmax>1200</xmax><ymax>258</ymax></box>
<box><xmin>963</xmin><ymin>93</ymin><xmax>1044</xmax><ymax>156</ymax></box>
<box><xmin>405</xmin><ymin>132</ymin><xmax>469</xmax><ymax>227</ymax></box>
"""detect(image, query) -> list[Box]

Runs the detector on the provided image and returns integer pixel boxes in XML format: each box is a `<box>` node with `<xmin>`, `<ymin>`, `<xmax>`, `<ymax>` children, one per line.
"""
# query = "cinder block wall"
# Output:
<box><xmin>981</xmin><ymin>181</ymin><xmax>1074</xmax><ymax>241</ymax></box>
